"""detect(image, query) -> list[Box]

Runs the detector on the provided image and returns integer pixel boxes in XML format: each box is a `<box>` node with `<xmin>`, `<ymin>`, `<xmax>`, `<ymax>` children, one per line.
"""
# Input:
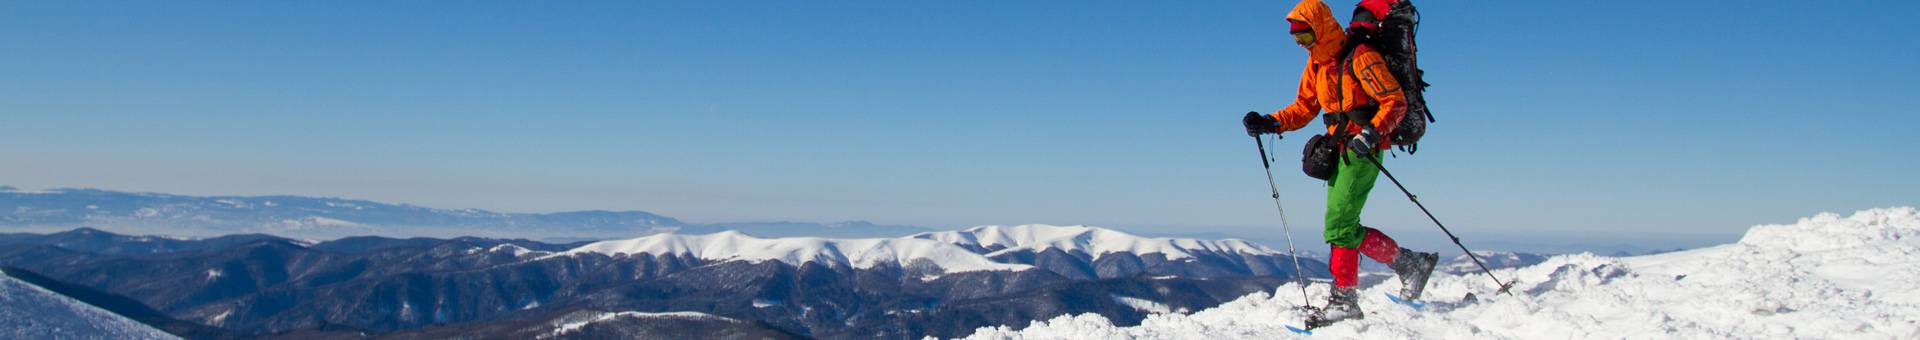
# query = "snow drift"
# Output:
<box><xmin>962</xmin><ymin>207</ymin><xmax>1920</xmax><ymax>339</ymax></box>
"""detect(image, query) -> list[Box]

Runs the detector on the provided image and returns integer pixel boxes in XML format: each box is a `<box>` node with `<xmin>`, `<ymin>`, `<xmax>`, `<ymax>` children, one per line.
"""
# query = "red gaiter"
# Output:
<box><xmin>1330</xmin><ymin>227</ymin><xmax>1402</xmax><ymax>288</ymax></box>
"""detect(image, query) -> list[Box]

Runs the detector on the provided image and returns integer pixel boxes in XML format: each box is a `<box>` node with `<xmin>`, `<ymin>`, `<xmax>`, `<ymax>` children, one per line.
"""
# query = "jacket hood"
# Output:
<box><xmin>1286</xmin><ymin>0</ymin><xmax>1347</xmax><ymax>63</ymax></box>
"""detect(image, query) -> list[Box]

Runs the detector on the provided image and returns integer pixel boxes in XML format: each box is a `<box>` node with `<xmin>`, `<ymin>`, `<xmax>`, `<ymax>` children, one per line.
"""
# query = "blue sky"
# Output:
<box><xmin>1</xmin><ymin>1</ymin><xmax>1913</xmax><ymax>250</ymax></box>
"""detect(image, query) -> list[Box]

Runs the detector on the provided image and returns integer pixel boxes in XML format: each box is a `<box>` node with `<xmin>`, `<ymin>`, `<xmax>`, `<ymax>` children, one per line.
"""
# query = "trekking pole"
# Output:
<box><xmin>1251</xmin><ymin>134</ymin><xmax>1316</xmax><ymax>308</ymax></box>
<box><xmin>1357</xmin><ymin>153</ymin><xmax>1517</xmax><ymax>296</ymax></box>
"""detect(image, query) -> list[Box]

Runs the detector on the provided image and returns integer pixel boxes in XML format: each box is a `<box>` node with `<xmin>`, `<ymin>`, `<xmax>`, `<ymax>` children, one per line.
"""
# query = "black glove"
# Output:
<box><xmin>1349</xmin><ymin>126</ymin><xmax>1379</xmax><ymax>155</ymax></box>
<box><xmin>1242</xmin><ymin>111</ymin><xmax>1278</xmax><ymax>136</ymax></box>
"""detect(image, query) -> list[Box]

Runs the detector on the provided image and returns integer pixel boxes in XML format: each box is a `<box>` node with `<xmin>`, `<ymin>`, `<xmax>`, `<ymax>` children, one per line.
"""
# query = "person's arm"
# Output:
<box><xmin>1350</xmin><ymin>51</ymin><xmax>1405</xmax><ymax>135</ymax></box>
<box><xmin>1270</xmin><ymin>66</ymin><xmax>1320</xmax><ymax>132</ymax></box>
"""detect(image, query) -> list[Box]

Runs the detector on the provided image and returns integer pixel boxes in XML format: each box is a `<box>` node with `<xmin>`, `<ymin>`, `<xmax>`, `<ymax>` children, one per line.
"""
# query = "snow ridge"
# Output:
<box><xmin>963</xmin><ymin>207</ymin><xmax>1920</xmax><ymax>339</ymax></box>
<box><xmin>0</xmin><ymin>269</ymin><xmax>182</xmax><ymax>340</ymax></box>
<box><xmin>555</xmin><ymin>231</ymin><xmax>1031</xmax><ymax>274</ymax></box>
<box><xmin>910</xmin><ymin>224</ymin><xmax>1281</xmax><ymax>260</ymax></box>
<box><xmin>1738</xmin><ymin>206</ymin><xmax>1919</xmax><ymax>252</ymax></box>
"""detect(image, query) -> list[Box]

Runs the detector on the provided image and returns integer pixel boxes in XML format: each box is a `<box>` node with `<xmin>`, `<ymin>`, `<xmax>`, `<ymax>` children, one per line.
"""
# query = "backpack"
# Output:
<box><xmin>1345</xmin><ymin>0</ymin><xmax>1432</xmax><ymax>154</ymax></box>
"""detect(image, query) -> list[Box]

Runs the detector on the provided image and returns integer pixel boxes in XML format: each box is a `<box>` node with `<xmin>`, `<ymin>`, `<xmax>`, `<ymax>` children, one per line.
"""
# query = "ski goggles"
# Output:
<box><xmin>1292</xmin><ymin>31</ymin><xmax>1316</xmax><ymax>46</ymax></box>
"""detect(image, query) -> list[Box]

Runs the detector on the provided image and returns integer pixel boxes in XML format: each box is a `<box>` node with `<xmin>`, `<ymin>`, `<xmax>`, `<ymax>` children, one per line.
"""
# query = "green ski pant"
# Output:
<box><xmin>1324</xmin><ymin>150</ymin><xmax>1380</xmax><ymax>248</ymax></box>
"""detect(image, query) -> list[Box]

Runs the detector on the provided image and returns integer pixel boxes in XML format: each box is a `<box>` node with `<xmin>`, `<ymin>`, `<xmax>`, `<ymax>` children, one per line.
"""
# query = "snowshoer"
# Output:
<box><xmin>1241</xmin><ymin>0</ymin><xmax>1439</xmax><ymax>329</ymax></box>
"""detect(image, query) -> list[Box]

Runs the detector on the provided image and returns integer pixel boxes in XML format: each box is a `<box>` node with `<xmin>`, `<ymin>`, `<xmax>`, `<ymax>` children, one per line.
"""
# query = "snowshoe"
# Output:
<box><xmin>1389</xmin><ymin>248</ymin><xmax>1439</xmax><ymax>300</ymax></box>
<box><xmin>1384</xmin><ymin>292</ymin><xmax>1426</xmax><ymax>310</ymax></box>
<box><xmin>1303</xmin><ymin>287</ymin><xmax>1362</xmax><ymax>329</ymax></box>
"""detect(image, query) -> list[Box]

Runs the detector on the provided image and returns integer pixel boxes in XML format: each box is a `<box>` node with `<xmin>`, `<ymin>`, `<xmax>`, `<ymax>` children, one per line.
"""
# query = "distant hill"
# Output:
<box><xmin>1440</xmin><ymin>251</ymin><xmax>1551</xmax><ymax>275</ymax></box>
<box><xmin>0</xmin><ymin>186</ymin><xmax>929</xmax><ymax>240</ymax></box>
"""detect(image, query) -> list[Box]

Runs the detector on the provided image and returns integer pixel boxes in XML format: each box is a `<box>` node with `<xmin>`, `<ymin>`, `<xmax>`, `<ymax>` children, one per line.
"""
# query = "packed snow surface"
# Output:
<box><xmin>910</xmin><ymin>224</ymin><xmax>1280</xmax><ymax>260</ymax></box>
<box><xmin>0</xmin><ymin>269</ymin><xmax>181</xmax><ymax>340</ymax></box>
<box><xmin>963</xmin><ymin>207</ymin><xmax>1920</xmax><ymax>339</ymax></box>
<box><xmin>555</xmin><ymin>230</ymin><xmax>1031</xmax><ymax>273</ymax></box>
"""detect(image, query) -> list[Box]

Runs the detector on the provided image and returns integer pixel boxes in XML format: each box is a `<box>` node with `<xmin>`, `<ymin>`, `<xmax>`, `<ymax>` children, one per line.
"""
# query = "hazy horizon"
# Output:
<box><xmin>0</xmin><ymin>183</ymin><xmax>1747</xmax><ymax>256</ymax></box>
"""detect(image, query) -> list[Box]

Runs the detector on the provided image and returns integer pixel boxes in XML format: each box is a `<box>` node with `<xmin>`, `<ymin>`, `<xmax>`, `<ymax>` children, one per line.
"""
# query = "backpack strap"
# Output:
<box><xmin>1341</xmin><ymin>44</ymin><xmax>1375</xmax><ymax>95</ymax></box>
<box><xmin>1333</xmin><ymin>43</ymin><xmax>1378</xmax><ymax>129</ymax></box>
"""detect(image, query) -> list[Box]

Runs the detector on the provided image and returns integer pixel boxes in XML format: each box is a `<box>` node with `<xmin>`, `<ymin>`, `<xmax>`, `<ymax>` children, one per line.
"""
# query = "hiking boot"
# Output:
<box><xmin>1305</xmin><ymin>287</ymin><xmax>1362</xmax><ymax>328</ymax></box>
<box><xmin>1389</xmin><ymin>248</ymin><xmax>1439</xmax><ymax>300</ymax></box>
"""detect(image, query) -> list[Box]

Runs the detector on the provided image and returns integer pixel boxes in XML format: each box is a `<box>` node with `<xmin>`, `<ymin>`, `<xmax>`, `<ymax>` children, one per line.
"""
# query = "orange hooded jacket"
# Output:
<box><xmin>1269</xmin><ymin>0</ymin><xmax>1406</xmax><ymax>150</ymax></box>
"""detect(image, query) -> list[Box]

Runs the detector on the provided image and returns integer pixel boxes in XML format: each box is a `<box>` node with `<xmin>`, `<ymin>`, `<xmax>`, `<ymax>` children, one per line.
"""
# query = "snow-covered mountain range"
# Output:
<box><xmin>0</xmin><ymin>222</ymin><xmax>1321</xmax><ymax>339</ymax></box>
<box><xmin>965</xmin><ymin>207</ymin><xmax>1920</xmax><ymax>339</ymax></box>
<box><xmin>556</xmin><ymin>230</ymin><xmax>1033</xmax><ymax>275</ymax></box>
<box><xmin>549</xmin><ymin>224</ymin><xmax>1321</xmax><ymax>280</ymax></box>
<box><xmin>907</xmin><ymin>224</ymin><xmax>1316</xmax><ymax>280</ymax></box>
<box><xmin>911</xmin><ymin>224</ymin><xmax>1280</xmax><ymax>260</ymax></box>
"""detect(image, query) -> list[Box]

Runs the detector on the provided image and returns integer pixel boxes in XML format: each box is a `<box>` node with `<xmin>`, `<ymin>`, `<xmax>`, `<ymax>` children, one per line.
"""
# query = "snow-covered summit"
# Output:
<box><xmin>909</xmin><ymin>224</ymin><xmax>1281</xmax><ymax>260</ymax></box>
<box><xmin>555</xmin><ymin>230</ymin><xmax>1031</xmax><ymax>274</ymax></box>
<box><xmin>965</xmin><ymin>207</ymin><xmax>1920</xmax><ymax>339</ymax></box>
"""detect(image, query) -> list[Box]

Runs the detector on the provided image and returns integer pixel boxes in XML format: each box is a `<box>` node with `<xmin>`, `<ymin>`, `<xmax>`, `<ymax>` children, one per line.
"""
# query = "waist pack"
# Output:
<box><xmin>1302</xmin><ymin>134</ymin><xmax>1338</xmax><ymax>181</ymax></box>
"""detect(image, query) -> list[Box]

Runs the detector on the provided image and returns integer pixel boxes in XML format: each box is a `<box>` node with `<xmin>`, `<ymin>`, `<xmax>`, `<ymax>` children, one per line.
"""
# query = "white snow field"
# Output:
<box><xmin>0</xmin><ymin>269</ymin><xmax>180</xmax><ymax>340</ymax></box>
<box><xmin>962</xmin><ymin>207</ymin><xmax>1920</xmax><ymax>339</ymax></box>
